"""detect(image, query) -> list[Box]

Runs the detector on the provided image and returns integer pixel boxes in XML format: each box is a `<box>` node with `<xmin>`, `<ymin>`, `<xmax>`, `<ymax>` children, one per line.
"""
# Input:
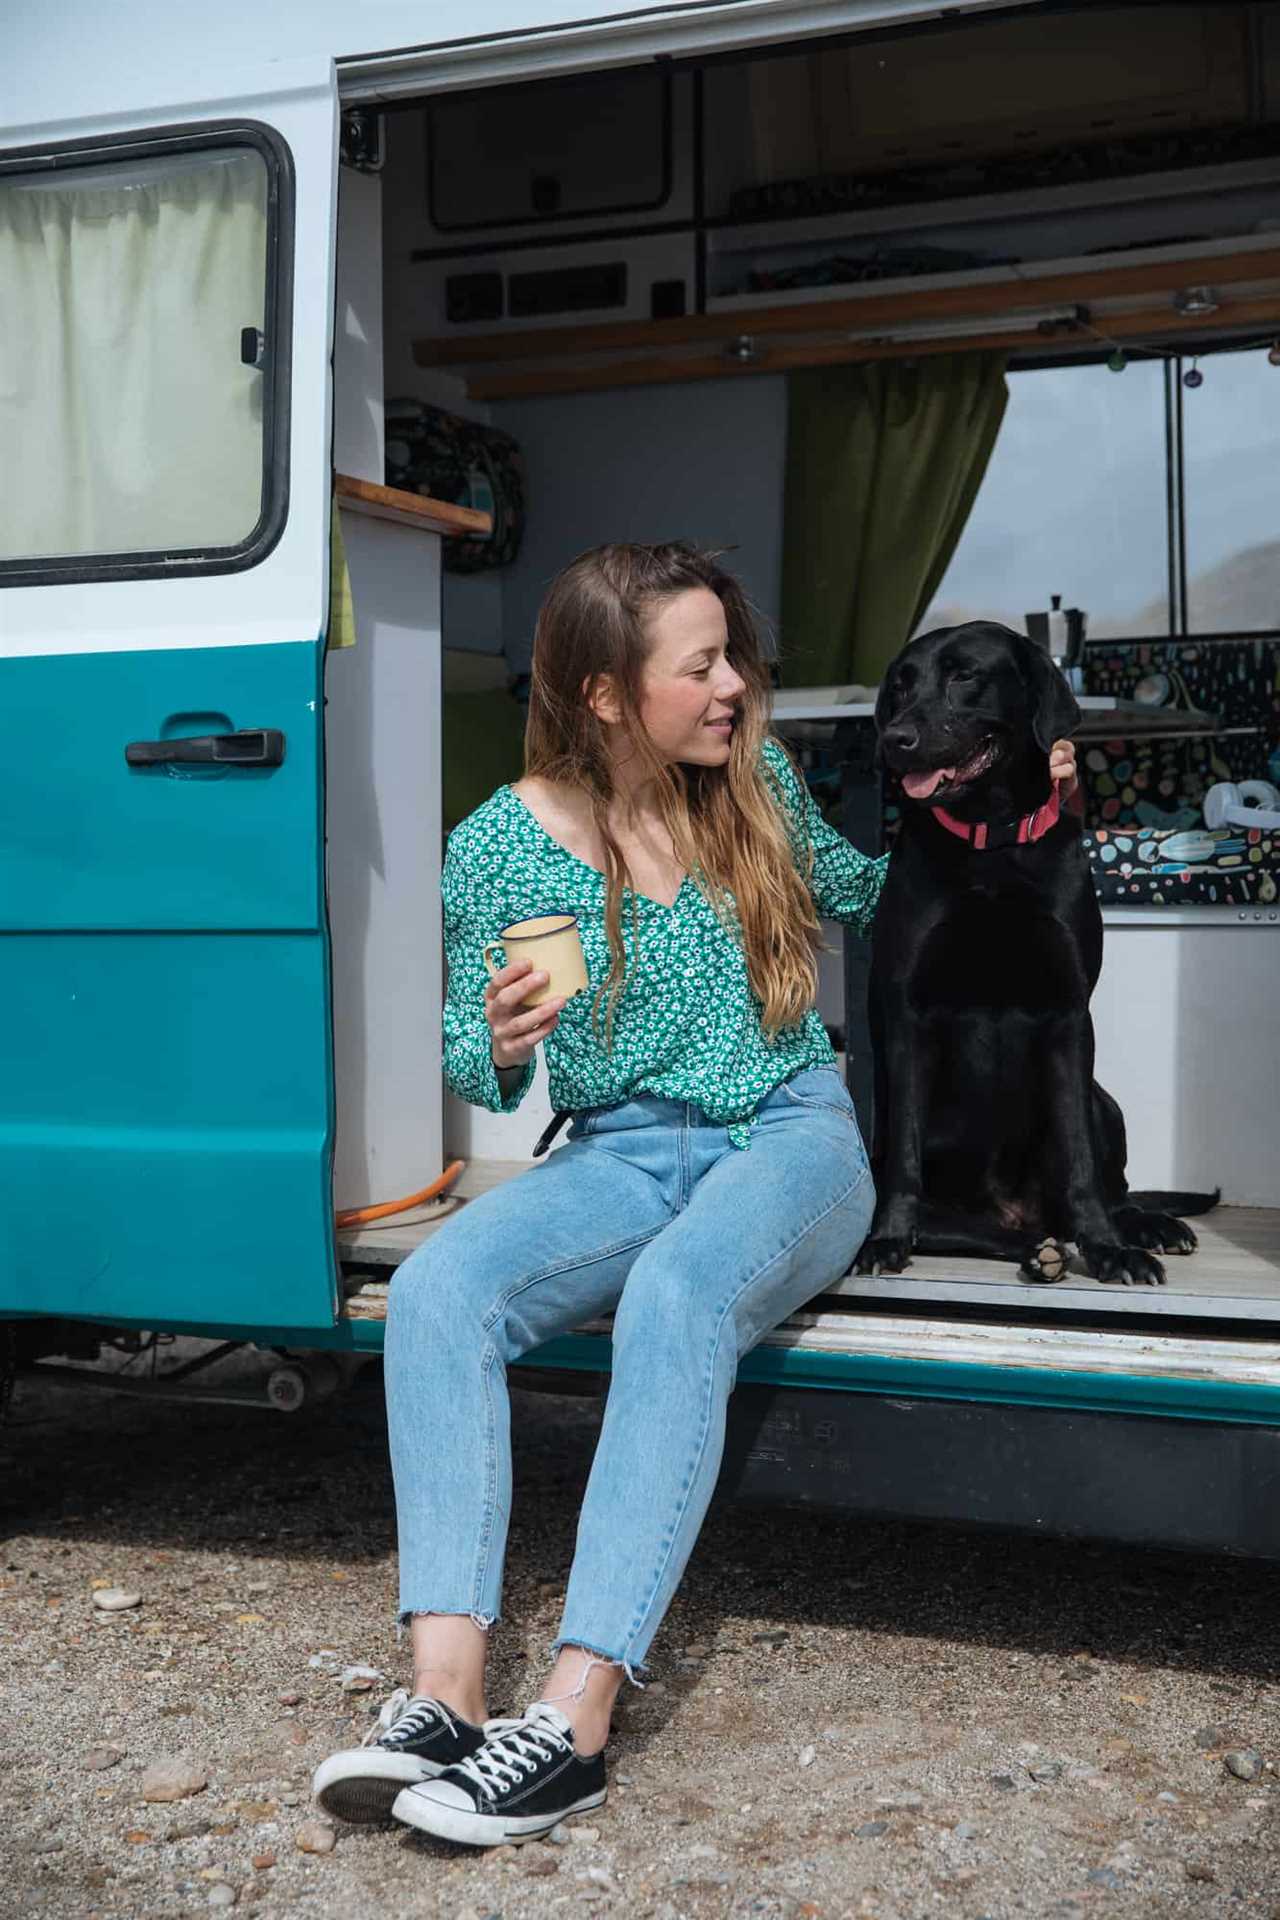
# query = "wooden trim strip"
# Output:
<box><xmin>415</xmin><ymin>245</ymin><xmax>1280</xmax><ymax>370</ymax></box>
<box><xmin>466</xmin><ymin>293</ymin><xmax>1280</xmax><ymax>401</ymax></box>
<box><xmin>334</xmin><ymin>471</ymin><xmax>492</xmax><ymax>537</ymax></box>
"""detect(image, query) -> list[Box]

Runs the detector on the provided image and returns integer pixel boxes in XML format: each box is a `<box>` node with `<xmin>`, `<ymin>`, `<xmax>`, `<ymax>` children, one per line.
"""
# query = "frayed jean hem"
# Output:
<box><xmin>548</xmin><ymin>1634</ymin><xmax>648</xmax><ymax>1688</ymax></box>
<box><xmin>397</xmin><ymin>1606</ymin><xmax>498</xmax><ymax>1643</ymax></box>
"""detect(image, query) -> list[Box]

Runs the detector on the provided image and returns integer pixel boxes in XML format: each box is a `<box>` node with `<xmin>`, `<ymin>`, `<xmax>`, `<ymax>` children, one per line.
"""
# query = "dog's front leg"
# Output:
<box><xmin>1043</xmin><ymin>1015</ymin><xmax>1165</xmax><ymax>1286</ymax></box>
<box><xmin>856</xmin><ymin>1001</ymin><xmax>934</xmax><ymax>1274</ymax></box>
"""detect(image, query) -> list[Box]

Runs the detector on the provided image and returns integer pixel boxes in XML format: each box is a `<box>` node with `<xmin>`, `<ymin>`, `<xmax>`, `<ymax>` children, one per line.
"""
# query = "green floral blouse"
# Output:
<box><xmin>441</xmin><ymin>737</ymin><xmax>887</xmax><ymax>1146</ymax></box>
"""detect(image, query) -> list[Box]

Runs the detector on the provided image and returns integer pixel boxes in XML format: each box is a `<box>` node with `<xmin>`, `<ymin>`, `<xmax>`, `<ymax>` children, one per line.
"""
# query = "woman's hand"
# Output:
<box><xmin>485</xmin><ymin>959</ymin><xmax>567</xmax><ymax>1071</ymax></box>
<box><xmin>1049</xmin><ymin>737</ymin><xmax>1079</xmax><ymax>797</ymax></box>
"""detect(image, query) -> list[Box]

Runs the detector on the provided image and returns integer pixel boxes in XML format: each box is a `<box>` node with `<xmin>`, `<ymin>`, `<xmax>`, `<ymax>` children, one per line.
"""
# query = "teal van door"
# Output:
<box><xmin>0</xmin><ymin>62</ymin><xmax>342</xmax><ymax>1335</ymax></box>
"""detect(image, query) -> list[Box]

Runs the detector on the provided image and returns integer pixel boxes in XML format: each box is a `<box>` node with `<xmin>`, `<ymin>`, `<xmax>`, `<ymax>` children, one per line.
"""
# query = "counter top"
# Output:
<box><xmin>770</xmin><ymin>696</ymin><xmax>1224</xmax><ymax>738</ymax></box>
<box><xmin>770</xmin><ymin>695</ymin><xmax>1136</xmax><ymax>724</ymax></box>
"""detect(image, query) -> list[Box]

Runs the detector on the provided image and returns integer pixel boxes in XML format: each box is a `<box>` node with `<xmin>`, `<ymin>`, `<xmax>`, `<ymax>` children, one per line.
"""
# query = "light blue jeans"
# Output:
<box><xmin>384</xmin><ymin>1066</ymin><xmax>874</xmax><ymax>1679</ymax></box>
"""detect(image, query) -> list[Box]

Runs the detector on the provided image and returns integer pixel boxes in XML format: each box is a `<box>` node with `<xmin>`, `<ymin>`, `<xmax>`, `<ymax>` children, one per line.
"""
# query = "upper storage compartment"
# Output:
<box><xmin>427</xmin><ymin>67</ymin><xmax>674</xmax><ymax>234</ymax></box>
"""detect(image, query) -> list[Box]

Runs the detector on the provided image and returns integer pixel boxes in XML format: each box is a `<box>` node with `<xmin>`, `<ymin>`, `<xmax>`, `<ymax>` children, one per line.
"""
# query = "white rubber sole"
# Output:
<box><xmin>312</xmin><ymin>1749</ymin><xmax>440</xmax><ymax>1825</ymax></box>
<box><xmin>391</xmin><ymin>1782</ymin><xmax>607</xmax><ymax>1848</ymax></box>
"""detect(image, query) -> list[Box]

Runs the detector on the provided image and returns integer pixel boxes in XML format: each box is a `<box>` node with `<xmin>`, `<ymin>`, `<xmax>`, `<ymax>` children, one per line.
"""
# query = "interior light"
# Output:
<box><xmin>1173</xmin><ymin>286</ymin><xmax>1219</xmax><ymax>317</ymax></box>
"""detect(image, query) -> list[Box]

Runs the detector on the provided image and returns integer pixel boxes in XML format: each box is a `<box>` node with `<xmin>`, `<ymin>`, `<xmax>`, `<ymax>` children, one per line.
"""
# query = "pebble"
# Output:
<box><xmin>523</xmin><ymin>1852</ymin><xmax>558</xmax><ymax>1877</ymax></box>
<box><xmin>92</xmin><ymin>1588</ymin><xmax>142</xmax><ymax>1613</ymax></box>
<box><xmin>953</xmin><ymin>1822</ymin><xmax>978</xmax><ymax>1840</ymax></box>
<box><xmin>84</xmin><ymin>1746</ymin><xmax>126</xmax><ymax>1771</ymax></box>
<box><xmin>798</xmin><ymin>1745</ymin><xmax>816</xmax><ymax>1768</ymax></box>
<box><xmin>546</xmin><ymin>1824</ymin><xmax>570</xmax><ymax>1845</ymax></box>
<box><xmin>207</xmin><ymin>1886</ymin><xmax>237</xmax><ymax>1910</ymax></box>
<box><xmin>141</xmin><ymin>1757</ymin><xmax>209</xmax><ymax>1803</ymax></box>
<box><xmin>1186</xmin><ymin>1863</ymin><xmax>1216</xmax><ymax>1883</ymax></box>
<box><xmin>568</xmin><ymin>1824</ymin><xmax>600</xmax><ymax>1843</ymax></box>
<box><xmin>1030</xmin><ymin>1762</ymin><xmax>1064</xmax><ymax>1783</ymax></box>
<box><xmin>855</xmin><ymin>1821</ymin><xmax>888</xmax><ymax>1839</ymax></box>
<box><xmin>990</xmin><ymin>1773</ymin><xmax>1017</xmax><ymax>1792</ymax></box>
<box><xmin>586</xmin><ymin>1866</ymin><xmax>616</xmax><ymax>1889</ymax></box>
<box><xmin>1087</xmin><ymin>1868</ymin><xmax>1122</xmax><ymax>1890</ymax></box>
<box><xmin>1224</xmin><ymin>1748</ymin><xmax>1263</xmax><ymax>1781</ymax></box>
<box><xmin>340</xmin><ymin>1664</ymin><xmax>382</xmax><ymax>1693</ymax></box>
<box><xmin>295</xmin><ymin>1819</ymin><xmax>336</xmax><ymax>1855</ymax></box>
<box><xmin>252</xmin><ymin>1852</ymin><xmax>276</xmax><ymax>1871</ymax></box>
<box><xmin>751</xmin><ymin>1631</ymin><xmax>789</xmax><ymax>1648</ymax></box>
<box><xmin>33</xmin><ymin>1837</ymin><xmax>63</xmax><ymax>1855</ymax></box>
<box><xmin>1157</xmin><ymin>1791</ymin><xmax>1180</xmax><ymax>1803</ymax></box>
<box><xmin>683</xmin><ymin>1643</ymin><xmax>711</xmax><ymax>1659</ymax></box>
<box><xmin>277</xmin><ymin>1692</ymin><xmax>302</xmax><ymax>1708</ymax></box>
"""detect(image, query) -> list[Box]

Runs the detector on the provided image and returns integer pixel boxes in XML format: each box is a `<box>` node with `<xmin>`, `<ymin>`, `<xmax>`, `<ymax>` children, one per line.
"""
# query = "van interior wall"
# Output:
<box><xmin>491</xmin><ymin>379</ymin><xmax>788</xmax><ymax>671</ymax></box>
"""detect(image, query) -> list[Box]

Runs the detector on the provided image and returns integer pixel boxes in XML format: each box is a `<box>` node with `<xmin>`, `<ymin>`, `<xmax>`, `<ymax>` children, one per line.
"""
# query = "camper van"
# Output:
<box><xmin>3</xmin><ymin>0</ymin><xmax>1279</xmax><ymax>1550</ymax></box>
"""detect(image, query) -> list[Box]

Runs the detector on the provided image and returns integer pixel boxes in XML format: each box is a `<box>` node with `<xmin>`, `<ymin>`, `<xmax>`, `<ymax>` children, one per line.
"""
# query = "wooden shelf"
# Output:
<box><xmin>415</xmin><ymin>242</ymin><xmax>1280</xmax><ymax>369</ymax></box>
<box><xmin>334</xmin><ymin>471</ymin><xmax>491</xmax><ymax>538</ymax></box>
<box><xmin>410</xmin><ymin>240</ymin><xmax>1280</xmax><ymax>400</ymax></box>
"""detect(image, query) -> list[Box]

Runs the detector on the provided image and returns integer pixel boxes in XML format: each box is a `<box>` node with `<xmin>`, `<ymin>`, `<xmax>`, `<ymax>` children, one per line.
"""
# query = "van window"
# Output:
<box><xmin>916</xmin><ymin>359</ymin><xmax>1170</xmax><ymax>640</ymax></box>
<box><xmin>0</xmin><ymin>137</ymin><xmax>282</xmax><ymax>580</ymax></box>
<box><xmin>1182</xmin><ymin>345</ymin><xmax>1280</xmax><ymax>635</ymax></box>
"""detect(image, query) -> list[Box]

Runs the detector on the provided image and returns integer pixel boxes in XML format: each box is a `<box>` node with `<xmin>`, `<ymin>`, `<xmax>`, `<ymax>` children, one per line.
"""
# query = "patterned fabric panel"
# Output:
<box><xmin>1084</xmin><ymin>824</ymin><xmax>1280</xmax><ymax>908</ymax></box>
<box><xmin>1081</xmin><ymin>638</ymin><xmax>1280</xmax><ymax>832</ymax></box>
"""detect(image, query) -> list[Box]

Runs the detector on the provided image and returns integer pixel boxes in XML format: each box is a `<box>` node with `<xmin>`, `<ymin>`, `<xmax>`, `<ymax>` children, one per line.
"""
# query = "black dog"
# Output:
<box><xmin>856</xmin><ymin>620</ymin><xmax>1212</xmax><ymax>1287</ymax></box>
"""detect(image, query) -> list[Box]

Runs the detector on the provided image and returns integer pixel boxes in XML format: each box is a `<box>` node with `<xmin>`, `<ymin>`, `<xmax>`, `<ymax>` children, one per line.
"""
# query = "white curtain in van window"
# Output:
<box><xmin>0</xmin><ymin>149</ymin><xmax>268</xmax><ymax>564</ymax></box>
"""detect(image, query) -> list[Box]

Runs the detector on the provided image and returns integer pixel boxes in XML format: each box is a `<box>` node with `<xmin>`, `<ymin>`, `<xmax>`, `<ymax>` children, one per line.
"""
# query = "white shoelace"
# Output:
<box><xmin>452</xmin><ymin>1707</ymin><xmax>573</xmax><ymax>1802</ymax></box>
<box><xmin>363</xmin><ymin>1689</ymin><xmax>458</xmax><ymax>1749</ymax></box>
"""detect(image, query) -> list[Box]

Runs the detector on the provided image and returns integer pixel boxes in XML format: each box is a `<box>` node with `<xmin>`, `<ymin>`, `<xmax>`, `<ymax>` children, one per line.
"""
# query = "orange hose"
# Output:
<box><xmin>336</xmin><ymin>1159</ymin><xmax>466</xmax><ymax>1229</ymax></box>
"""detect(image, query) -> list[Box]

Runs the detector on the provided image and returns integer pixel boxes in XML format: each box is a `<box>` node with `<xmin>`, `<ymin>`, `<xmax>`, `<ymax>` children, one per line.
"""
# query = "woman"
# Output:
<box><xmin>313</xmin><ymin>544</ymin><xmax>1077</xmax><ymax>1848</ymax></box>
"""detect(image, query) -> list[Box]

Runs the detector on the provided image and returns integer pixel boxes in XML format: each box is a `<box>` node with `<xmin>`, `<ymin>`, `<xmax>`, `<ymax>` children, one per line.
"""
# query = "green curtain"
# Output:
<box><xmin>779</xmin><ymin>352</ymin><xmax>1009</xmax><ymax>687</ymax></box>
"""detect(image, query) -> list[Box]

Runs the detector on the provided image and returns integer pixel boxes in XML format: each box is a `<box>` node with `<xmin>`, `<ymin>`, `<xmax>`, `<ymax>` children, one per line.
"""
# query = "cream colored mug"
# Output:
<box><xmin>482</xmin><ymin>912</ymin><xmax>588</xmax><ymax>1009</ymax></box>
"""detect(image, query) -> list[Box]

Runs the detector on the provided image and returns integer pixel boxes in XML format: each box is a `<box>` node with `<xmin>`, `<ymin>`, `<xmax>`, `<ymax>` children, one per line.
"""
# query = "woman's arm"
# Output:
<box><xmin>761</xmin><ymin>737</ymin><xmax>888</xmax><ymax>935</ymax></box>
<box><xmin>441</xmin><ymin>836</ymin><xmax>536</xmax><ymax>1114</ymax></box>
<box><xmin>761</xmin><ymin>735</ymin><xmax>1080</xmax><ymax>933</ymax></box>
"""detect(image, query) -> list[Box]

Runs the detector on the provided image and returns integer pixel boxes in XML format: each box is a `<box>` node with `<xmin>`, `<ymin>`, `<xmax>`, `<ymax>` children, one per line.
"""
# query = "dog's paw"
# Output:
<box><xmin>1080</xmin><ymin>1240</ymin><xmax>1166</xmax><ymax>1287</ymax></box>
<box><xmin>1124</xmin><ymin>1209</ymin><xmax>1197</xmax><ymax>1255</ymax></box>
<box><xmin>855</xmin><ymin>1234</ymin><xmax>914</xmax><ymax>1276</ymax></box>
<box><xmin>1020</xmin><ymin>1237</ymin><xmax>1070</xmax><ymax>1284</ymax></box>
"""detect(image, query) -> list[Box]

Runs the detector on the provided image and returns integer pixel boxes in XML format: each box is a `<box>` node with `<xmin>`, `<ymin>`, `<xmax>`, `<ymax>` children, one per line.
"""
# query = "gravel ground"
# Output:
<box><xmin>4</xmin><ymin>1348</ymin><xmax>1280</xmax><ymax>1920</ymax></box>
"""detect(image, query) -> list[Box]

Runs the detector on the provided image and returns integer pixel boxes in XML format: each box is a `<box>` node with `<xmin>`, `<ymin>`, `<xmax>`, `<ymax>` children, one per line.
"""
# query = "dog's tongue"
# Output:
<box><xmin>901</xmin><ymin>765</ymin><xmax>955</xmax><ymax>801</ymax></box>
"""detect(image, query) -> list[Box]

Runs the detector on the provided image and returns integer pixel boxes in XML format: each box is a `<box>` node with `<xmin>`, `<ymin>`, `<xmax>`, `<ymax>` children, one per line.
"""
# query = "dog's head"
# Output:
<box><xmin>874</xmin><ymin>620</ymin><xmax>1080</xmax><ymax>808</ymax></box>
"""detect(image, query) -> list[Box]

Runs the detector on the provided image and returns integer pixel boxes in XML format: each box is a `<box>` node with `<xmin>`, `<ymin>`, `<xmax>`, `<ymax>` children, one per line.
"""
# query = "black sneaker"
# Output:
<box><xmin>391</xmin><ymin>1700</ymin><xmax>606</xmax><ymax>1847</ymax></box>
<box><xmin>312</xmin><ymin>1690</ymin><xmax>487</xmax><ymax>1824</ymax></box>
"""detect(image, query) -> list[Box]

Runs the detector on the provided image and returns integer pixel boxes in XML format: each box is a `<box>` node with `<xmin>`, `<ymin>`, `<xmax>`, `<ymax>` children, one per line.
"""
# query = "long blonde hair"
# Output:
<box><xmin>523</xmin><ymin>543</ymin><xmax>822</xmax><ymax>1039</ymax></box>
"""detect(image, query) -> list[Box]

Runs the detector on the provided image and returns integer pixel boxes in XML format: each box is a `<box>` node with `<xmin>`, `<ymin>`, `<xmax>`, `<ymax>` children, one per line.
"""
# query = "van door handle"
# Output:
<box><xmin>125</xmin><ymin>729</ymin><xmax>286</xmax><ymax>768</ymax></box>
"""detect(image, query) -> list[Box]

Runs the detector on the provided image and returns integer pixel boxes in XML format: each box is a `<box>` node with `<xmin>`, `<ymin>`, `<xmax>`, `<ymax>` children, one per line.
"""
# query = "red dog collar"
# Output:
<box><xmin>931</xmin><ymin>784</ymin><xmax>1061</xmax><ymax>850</ymax></box>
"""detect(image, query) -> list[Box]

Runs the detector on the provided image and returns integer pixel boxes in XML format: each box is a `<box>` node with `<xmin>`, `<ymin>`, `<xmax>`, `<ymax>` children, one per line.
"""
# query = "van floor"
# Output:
<box><xmin>339</xmin><ymin>1160</ymin><xmax>1280</xmax><ymax>1325</ymax></box>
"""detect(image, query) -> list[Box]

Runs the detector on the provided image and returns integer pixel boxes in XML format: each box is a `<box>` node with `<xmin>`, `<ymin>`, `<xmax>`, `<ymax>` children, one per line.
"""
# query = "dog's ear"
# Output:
<box><xmin>872</xmin><ymin>657</ymin><xmax>901</xmax><ymax>765</ymax></box>
<box><xmin>873</xmin><ymin>664</ymin><xmax>896</xmax><ymax>736</ymax></box>
<box><xmin>1021</xmin><ymin>635</ymin><xmax>1081</xmax><ymax>753</ymax></box>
